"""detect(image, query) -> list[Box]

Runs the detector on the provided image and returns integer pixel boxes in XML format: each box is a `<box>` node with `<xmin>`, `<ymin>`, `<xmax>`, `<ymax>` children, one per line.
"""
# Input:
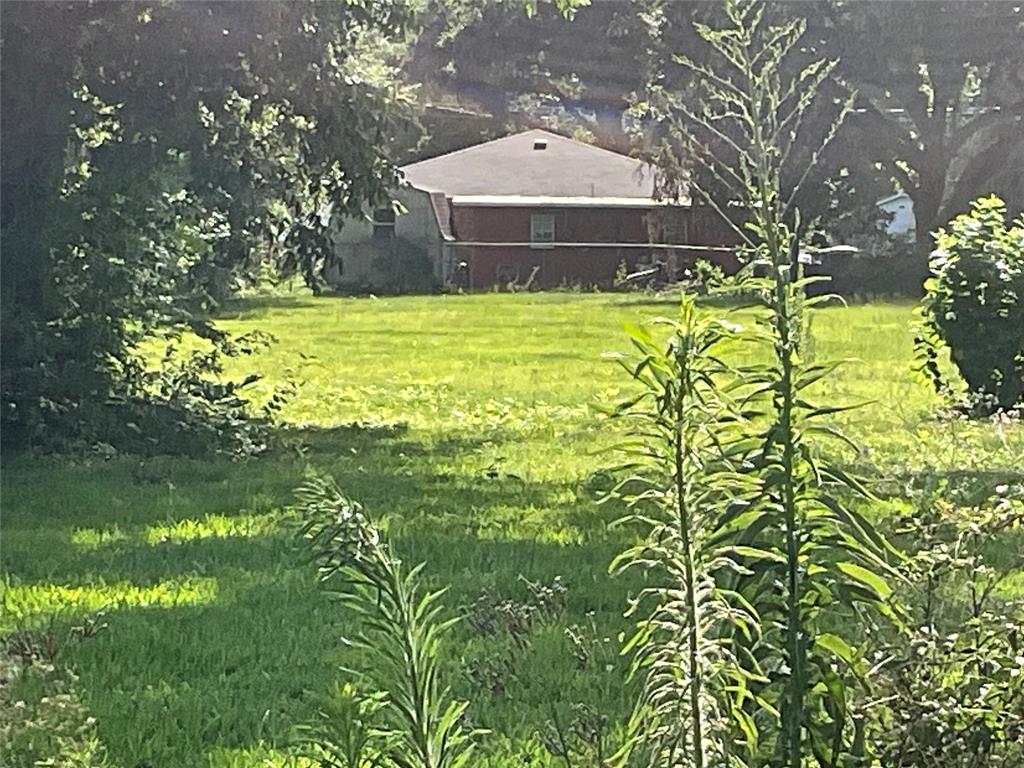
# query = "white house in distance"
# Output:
<box><xmin>876</xmin><ymin>191</ymin><xmax>916</xmax><ymax>240</ymax></box>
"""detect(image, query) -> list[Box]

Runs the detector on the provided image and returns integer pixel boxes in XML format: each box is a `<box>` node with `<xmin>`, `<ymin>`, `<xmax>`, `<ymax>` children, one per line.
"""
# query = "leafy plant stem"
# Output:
<box><xmin>744</xmin><ymin>12</ymin><xmax>806</xmax><ymax>762</ymax></box>
<box><xmin>675</xmin><ymin>374</ymin><xmax>706</xmax><ymax>768</ymax></box>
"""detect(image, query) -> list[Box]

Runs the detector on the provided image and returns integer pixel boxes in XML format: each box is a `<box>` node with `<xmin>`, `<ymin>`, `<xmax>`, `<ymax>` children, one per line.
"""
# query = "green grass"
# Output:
<box><xmin>3</xmin><ymin>292</ymin><xmax>1022</xmax><ymax>767</ymax></box>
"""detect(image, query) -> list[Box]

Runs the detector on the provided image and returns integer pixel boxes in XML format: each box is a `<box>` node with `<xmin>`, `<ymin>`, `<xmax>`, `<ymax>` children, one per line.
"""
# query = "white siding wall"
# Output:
<box><xmin>326</xmin><ymin>187</ymin><xmax>443</xmax><ymax>289</ymax></box>
<box><xmin>878</xmin><ymin>193</ymin><xmax>916</xmax><ymax>239</ymax></box>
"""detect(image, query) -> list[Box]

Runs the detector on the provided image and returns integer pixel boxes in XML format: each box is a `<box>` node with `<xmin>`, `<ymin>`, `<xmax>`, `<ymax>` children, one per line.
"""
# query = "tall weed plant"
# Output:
<box><xmin>295</xmin><ymin>470</ymin><xmax>477</xmax><ymax>768</ymax></box>
<box><xmin>616</xmin><ymin>2</ymin><xmax>901</xmax><ymax>765</ymax></box>
<box><xmin>606</xmin><ymin>298</ymin><xmax>764</xmax><ymax>767</ymax></box>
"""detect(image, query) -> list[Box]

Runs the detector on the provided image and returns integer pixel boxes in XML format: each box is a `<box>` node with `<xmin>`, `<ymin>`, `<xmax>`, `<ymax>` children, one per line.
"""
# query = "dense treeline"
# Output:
<box><xmin>416</xmin><ymin>1</ymin><xmax>1024</xmax><ymax>246</ymax></box>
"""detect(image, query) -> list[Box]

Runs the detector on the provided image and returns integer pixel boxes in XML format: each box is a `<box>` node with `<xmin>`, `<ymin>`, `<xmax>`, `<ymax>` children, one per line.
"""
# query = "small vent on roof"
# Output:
<box><xmin>533</xmin><ymin>139</ymin><xmax>548</xmax><ymax>150</ymax></box>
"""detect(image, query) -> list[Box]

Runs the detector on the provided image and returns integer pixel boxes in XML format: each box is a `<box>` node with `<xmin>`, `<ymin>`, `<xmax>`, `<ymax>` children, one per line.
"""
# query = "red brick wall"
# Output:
<box><xmin>450</xmin><ymin>204</ymin><xmax>741</xmax><ymax>288</ymax></box>
<box><xmin>455</xmin><ymin>245</ymin><xmax>649</xmax><ymax>289</ymax></box>
<box><xmin>452</xmin><ymin>206</ymin><xmax>649</xmax><ymax>243</ymax></box>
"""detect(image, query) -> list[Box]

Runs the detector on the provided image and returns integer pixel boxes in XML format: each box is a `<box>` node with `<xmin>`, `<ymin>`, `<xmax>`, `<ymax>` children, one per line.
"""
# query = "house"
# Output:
<box><xmin>876</xmin><ymin>191</ymin><xmax>916</xmax><ymax>240</ymax></box>
<box><xmin>327</xmin><ymin>129</ymin><xmax>739</xmax><ymax>291</ymax></box>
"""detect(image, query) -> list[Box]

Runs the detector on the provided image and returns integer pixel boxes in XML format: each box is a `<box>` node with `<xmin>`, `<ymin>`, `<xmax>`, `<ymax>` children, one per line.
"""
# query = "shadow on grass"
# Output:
<box><xmin>3</xmin><ymin>419</ymin><xmax>634</xmax><ymax>768</ymax></box>
<box><xmin>5</xmin><ymin>413</ymin><xmax>1021</xmax><ymax>767</ymax></box>
<box><xmin>57</xmin><ymin>522</ymin><xmax>632</xmax><ymax>768</ymax></box>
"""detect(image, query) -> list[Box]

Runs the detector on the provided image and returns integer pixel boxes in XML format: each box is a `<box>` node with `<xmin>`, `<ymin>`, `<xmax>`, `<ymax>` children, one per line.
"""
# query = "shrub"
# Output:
<box><xmin>918</xmin><ymin>196</ymin><xmax>1024</xmax><ymax>412</ymax></box>
<box><xmin>1</xmin><ymin>656</ymin><xmax>113</xmax><ymax>768</ymax></box>
<box><xmin>1</xmin><ymin>620</ymin><xmax>112</xmax><ymax>768</ymax></box>
<box><xmin>872</xmin><ymin>483</ymin><xmax>1024</xmax><ymax>767</ymax></box>
<box><xmin>370</xmin><ymin>238</ymin><xmax>437</xmax><ymax>294</ymax></box>
<box><xmin>685</xmin><ymin>260</ymin><xmax>726</xmax><ymax>295</ymax></box>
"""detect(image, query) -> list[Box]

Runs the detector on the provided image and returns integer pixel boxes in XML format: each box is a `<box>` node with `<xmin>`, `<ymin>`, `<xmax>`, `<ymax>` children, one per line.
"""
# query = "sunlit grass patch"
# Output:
<box><xmin>70</xmin><ymin>525</ymin><xmax>129</xmax><ymax>549</ymax></box>
<box><xmin>2</xmin><ymin>577</ymin><xmax>218</xmax><ymax>629</ymax></box>
<box><xmin>208</xmin><ymin>743</ymin><xmax>312</xmax><ymax>768</ymax></box>
<box><xmin>144</xmin><ymin>512</ymin><xmax>287</xmax><ymax>546</ymax></box>
<box><xmin>996</xmin><ymin>570</ymin><xmax>1024</xmax><ymax>599</ymax></box>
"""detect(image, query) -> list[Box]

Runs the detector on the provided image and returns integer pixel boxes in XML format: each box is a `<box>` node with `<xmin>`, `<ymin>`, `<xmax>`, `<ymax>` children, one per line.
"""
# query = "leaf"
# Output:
<box><xmin>815</xmin><ymin>632</ymin><xmax>855</xmax><ymax>665</ymax></box>
<box><xmin>725</xmin><ymin>545</ymin><xmax>788</xmax><ymax>564</ymax></box>
<box><xmin>836</xmin><ymin>561</ymin><xmax>892</xmax><ymax>600</ymax></box>
<box><xmin>732</xmin><ymin>706</ymin><xmax>759</xmax><ymax>754</ymax></box>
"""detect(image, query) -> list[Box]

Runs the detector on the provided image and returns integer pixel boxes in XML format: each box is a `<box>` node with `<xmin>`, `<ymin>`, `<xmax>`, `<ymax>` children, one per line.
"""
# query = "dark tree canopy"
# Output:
<box><xmin>820</xmin><ymin>1</ymin><xmax>1024</xmax><ymax>250</ymax></box>
<box><xmin>1</xmin><ymin>0</ymin><xmax>418</xmax><ymax>451</ymax></box>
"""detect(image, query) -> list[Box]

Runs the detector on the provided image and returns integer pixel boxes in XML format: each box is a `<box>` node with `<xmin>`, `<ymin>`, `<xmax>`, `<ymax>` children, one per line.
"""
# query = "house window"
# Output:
<box><xmin>530</xmin><ymin>214</ymin><xmax>555</xmax><ymax>249</ymax></box>
<box><xmin>372</xmin><ymin>207</ymin><xmax>396</xmax><ymax>239</ymax></box>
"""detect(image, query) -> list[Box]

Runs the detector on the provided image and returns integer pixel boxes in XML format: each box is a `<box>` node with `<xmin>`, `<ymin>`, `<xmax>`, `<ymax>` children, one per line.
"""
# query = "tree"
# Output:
<box><xmin>1</xmin><ymin>1</ymin><xmax>418</xmax><ymax>450</ymax></box>
<box><xmin>404</xmin><ymin>0</ymin><xmax>651</xmax><ymax>154</ymax></box>
<box><xmin>629</xmin><ymin>1</ymin><xmax>1024</xmax><ymax>253</ymax></box>
<box><xmin>405</xmin><ymin>1</ymin><xmax>1024</xmax><ymax>247</ymax></box>
<box><xmin>821</xmin><ymin>1</ymin><xmax>1024</xmax><ymax>252</ymax></box>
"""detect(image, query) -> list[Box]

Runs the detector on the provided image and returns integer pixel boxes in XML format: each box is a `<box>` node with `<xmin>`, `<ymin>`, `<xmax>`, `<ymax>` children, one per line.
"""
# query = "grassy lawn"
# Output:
<box><xmin>3</xmin><ymin>292</ymin><xmax>1022</xmax><ymax>767</ymax></box>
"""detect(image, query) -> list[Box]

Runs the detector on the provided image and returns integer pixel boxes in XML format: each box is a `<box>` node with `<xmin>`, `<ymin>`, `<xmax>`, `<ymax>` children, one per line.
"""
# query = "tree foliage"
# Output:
<box><xmin>821</xmin><ymin>1</ymin><xmax>1024</xmax><ymax>252</ymax></box>
<box><xmin>466</xmin><ymin>1</ymin><xmax>1021</xmax><ymax>260</ymax></box>
<box><xmin>0</xmin><ymin>1</ymin><xmax>418</xmax><ymax>452</ymax></box>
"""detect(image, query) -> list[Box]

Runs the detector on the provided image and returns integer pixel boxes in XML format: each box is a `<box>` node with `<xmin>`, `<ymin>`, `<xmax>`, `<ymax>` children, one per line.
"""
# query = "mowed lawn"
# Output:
<box><xmin>3</xmin><ymin>293</ymin><xmax>1022</xmax><ymax>767</ymax></box>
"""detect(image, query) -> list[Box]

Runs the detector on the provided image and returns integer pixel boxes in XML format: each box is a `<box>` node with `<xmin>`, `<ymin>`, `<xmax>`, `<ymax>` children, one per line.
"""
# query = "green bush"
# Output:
<box><xmin>919</xmin><ymin>196</ymin><xmax>1024</xmax><ymax>411</ymax></box>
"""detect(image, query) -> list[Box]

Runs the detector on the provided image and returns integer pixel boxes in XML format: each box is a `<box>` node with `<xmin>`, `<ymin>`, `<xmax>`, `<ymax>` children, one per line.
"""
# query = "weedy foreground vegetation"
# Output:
<box><xmin>3</xmin><ymin>292</ymin><xmax>1022</xmax><ymax>767</ymax></box>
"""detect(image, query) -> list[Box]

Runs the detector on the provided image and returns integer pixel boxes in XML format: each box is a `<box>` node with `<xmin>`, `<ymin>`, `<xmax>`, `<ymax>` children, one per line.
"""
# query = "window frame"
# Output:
<box><xmin>530</xmin><ymin>213</ymin><xmax>556</xmax><ymax>249</ymax></box>
<box><xmin>372</xmin><ymin>207</ymin><xmax>396</xmax><ymax>239</ymax></box>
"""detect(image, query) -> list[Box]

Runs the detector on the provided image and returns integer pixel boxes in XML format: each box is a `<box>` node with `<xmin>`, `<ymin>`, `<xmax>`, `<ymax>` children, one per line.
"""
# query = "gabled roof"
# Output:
<box><xmin>400</xmin><ymin>129</ymin><xmax>656</xmax><ymax>199</ymax></box>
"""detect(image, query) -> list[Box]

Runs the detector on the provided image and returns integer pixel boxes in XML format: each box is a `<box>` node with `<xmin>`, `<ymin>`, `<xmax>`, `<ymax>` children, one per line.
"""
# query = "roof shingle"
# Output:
<box><xmin>400</xmin><ymin>129</ymin><xmax>656</xmax><ymax>198</ymax></box>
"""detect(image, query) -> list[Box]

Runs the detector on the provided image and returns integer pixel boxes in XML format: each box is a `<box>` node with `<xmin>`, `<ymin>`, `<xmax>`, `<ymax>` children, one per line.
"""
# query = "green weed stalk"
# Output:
<box><xmin>296</xmin><ymin>469</ymin><xmax>477</xmax><ymax>768</ymax></box>
<box><xmin>608</xmin><ymin>297</ymin><xmax>763</xmax><ymax>766</ymax></box>
<box><xmin>643</xmin><ymin>1</ymin><xmax>902</xmax><ymax>764</ymax></box>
